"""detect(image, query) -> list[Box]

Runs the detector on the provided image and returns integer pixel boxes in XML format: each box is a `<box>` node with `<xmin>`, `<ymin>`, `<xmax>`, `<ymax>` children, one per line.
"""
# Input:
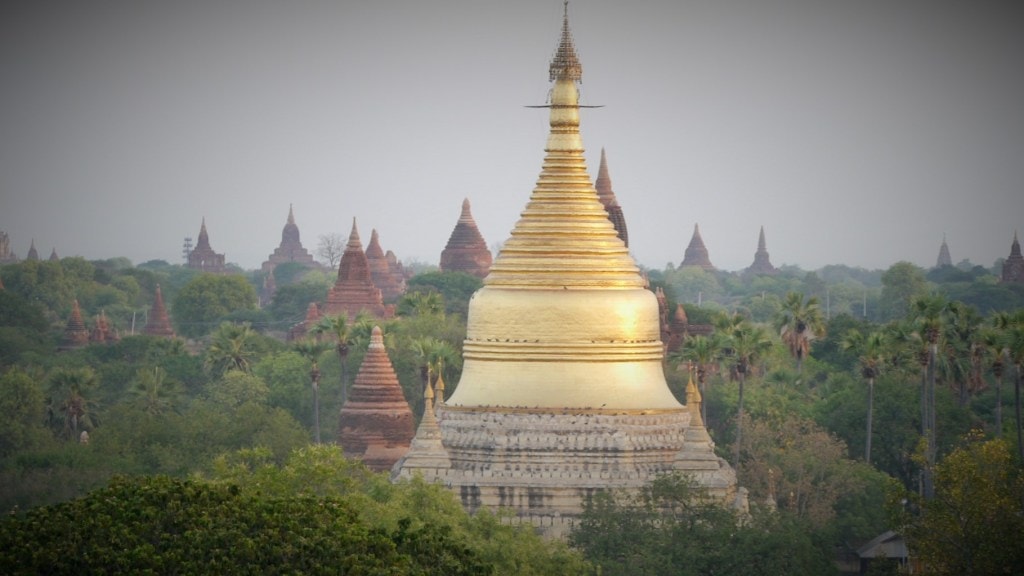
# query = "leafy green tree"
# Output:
<box><xmin>171</xmin><ymin>273</ymin><xmax>257</xmax><ymax>338</ymax></box>
<box><xmin>725</xmin><ymin>320</ymin><xmax>773</xmax><ymax>477</ymax></box>
<box><xmin>405</xmin><ymin>271</ymin><xmax>483</xmax><ymax>316</ymax></box>
<box><xmin>776</xmin><ymin>291</ymin><xmax>826</xmax><ymax>374</ymax></box>
<box><xmin>570</xmin><ymin>472</ymin><xmax>836</xmax><ymax>576</ymax></box>
<box><xmin>671</xmin><ymin>333</ymin><xmax>724</xmax><ymax>425</ymax></box>
<box><xmin>0</xmin><ymin>368</ymin><xmax>50</xmax><ymax>458</ymax></box>
<box><xmin>879</xmin><ymin>261</ymin><xmax>928</xmax><ymax>321</ymax></box>
<box><xmin>0</xmin><ymin>289</ymin><xmax>52</xmax><ymax>367</ymax></box>
<box><xmin>893</xmin><ymin>434</ymin><xmax>1024</xmax><ymax>575</ymax></box>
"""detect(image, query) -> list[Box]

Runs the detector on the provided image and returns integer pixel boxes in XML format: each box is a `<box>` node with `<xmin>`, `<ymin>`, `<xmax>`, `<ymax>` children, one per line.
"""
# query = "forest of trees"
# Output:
<box><xmin>1</xmin><ymin>254</ymin><xmax>1023</xmax><ymax>574</ymax></box>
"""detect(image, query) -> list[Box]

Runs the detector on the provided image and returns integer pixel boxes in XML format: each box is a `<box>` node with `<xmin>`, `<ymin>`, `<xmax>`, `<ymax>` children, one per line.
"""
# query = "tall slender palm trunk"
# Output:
<box><xmin>865</xmin><ymin>377</ymin><xmax>874</xmax><ymax>465</ymax></box>
<box><xmin>734</xmin><ymin>373</ymin><xmax>746</xmax><ymax>481</ymax></box>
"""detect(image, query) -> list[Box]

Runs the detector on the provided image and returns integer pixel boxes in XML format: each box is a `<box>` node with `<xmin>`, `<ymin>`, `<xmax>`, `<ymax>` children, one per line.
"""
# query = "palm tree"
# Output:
<box><xmin>128</xmin><ymin>366</ymin><xmax>181</xmax><ymax>416</ymax></box>
<box><xmin>726</xmin><ymin>320</ymin><xmax>772</xmax><ymax>479</ymax></box>
<box><xmin>842</xmin><ymin>329</ymin><xmax>885</xmax><ymax>464</ymax></box>
<box><xmin>1005</xmin><ymin>320</ymin><xmax>1024</xmax><ymax>461</ymax></box>
<box><xmin>204</xmin><ymin>322</ymin><xmax>259</xmax><ymax>377</ymax></box>
<box><xmin>398</xmin><ymin>291</ymin><xmax>445</xmax><ymax>318</ymax></box>
<box><xmin>47</xmin><ymin>367</ymin><xmax>99</xmax><ymax>441</ymax></box>
<box><xmin>776</xmin><ymin>291</ymin><xmax>825</xmax><ymax>374</ymax></box>
<box><xmin>314</xmin><ymin>315</ymin><xmax>356</xmax><ymax>406</ymax></box>
<box><xmin>672</xmin><ymin>333</ymin><xmax>724</xmax><ymax>425</ymax></box>
<box><xmin>910</xmin><ymin>294</ymin><xmax>955</xmax><ymax>498</ymax></box>
<box><xmin>293</xmin><ymin>338</ymin><xmax>330</xmax><ymax>444</ymax></box>
<box><xmin>985</xmin><ymin>313</ymin><xmax>1014</xmax><ymax>436</ymax></box>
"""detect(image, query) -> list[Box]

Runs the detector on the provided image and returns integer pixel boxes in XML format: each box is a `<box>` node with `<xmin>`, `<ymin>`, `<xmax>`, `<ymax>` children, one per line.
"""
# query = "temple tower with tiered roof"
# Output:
<box><xmin>593</xmin><ymin>148</ymin><xmax>629</xmax><ymax>247</ymax></box>
<box><xmin>365</xmin><ymin>229</ymin><xmax>406</xmax><ymax>302</ymax></box>
<box><xmin>680</xmin><ymin>224</ymin><xmax>714</xmax><ymax>271</ymax></box>
<box><xmin>394</xmin><ymin>3</ymin><xmax>734</xmax><ymax>536</ymax></box>
<box><xmin>323</xmin><ymin>219</ymin><xmax>391</xmax><ymax>319</ymax></box>
<box><xmin>186</xmin><ymin>219</ymin><xmax>226</xmax><ymax>273</ymax></box>
<box><xmin>745</xmin><ymin>226</ymin><xmax>776</xmax><ymax>275</ymax></box>
<box><xmin>1002</xmin><ymin>232</ymin><xmax>1024</xmax><ymax>284</ymax></box>
<box><xmin>935</xmin><ymin>235</ymin><xmax>953</xmax><ymax>268</ymax></box>
<box><xmin>261</xmin><ymin>205</ymin><xmax>317</xmax><ymax>275</ymax></box>
<box><xmin>339</xmin><ymin>326</ymin><xmax>415</xmax><ymax>472</ymax></box>
<box><xmin>439</xmin><ymin>199</ymin><xmax>493</xmax><ymax>278</ymax></box>
<box><xmin>143</xmin><ymin>285</ymin><xmax>175</xmax><ymax>338</ymax></box>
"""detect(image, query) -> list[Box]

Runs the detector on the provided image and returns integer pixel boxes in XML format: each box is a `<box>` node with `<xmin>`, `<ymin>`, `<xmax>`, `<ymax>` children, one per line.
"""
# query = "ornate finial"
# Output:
<box><xmin>758</xmin><ymin>226</ymin><xmax>767</xmax><ymax>251</ymax></box>
<box><xmin>460</xmin><ymin>198</ymin><xmax>472</xmax><ymax>223</ymax></box>
<box><xmin>347</xmin><ymin>218</ymin><xmax>361</xmax><ymax>246</ymax></box>
<box><xmin>287</xmin><ymin>204</ymin><xmax>295</xmax><ymax>225</ymax></box>
<box><xmin>370</xmin><ymin>325</ymin><xmax>384</xmax><ymax>350</ymax></box>
<box><xmin>549</xmin><ymin>0</ymin><xmax>582</xmax><ymax>83</ymax></box>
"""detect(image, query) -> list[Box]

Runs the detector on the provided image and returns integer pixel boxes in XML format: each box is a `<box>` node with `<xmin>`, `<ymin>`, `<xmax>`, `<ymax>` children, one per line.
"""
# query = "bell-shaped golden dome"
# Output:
<box><xmin>446</xmin><ymin>21</ymin><xmax>680</xmax><ymax>412</ymax></box>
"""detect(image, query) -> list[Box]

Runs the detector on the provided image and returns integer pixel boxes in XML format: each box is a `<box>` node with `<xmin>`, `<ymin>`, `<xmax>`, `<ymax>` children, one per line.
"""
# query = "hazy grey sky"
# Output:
<box><xmin>2</xmin><ymin>0</ymin><xmax>1022</xmax><ymax>272</ymax></box>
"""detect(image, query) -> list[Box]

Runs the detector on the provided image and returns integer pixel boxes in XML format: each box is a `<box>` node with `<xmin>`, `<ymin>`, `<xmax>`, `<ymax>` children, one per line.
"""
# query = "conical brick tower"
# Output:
<box><xmin>143</xmin><ymin>285</ymin><xmax>175</xmax><ymax>338</ymax></box>
<box><xmin>1002</xmin><ymin>232</ymin><xmax>1024</xmax><ymax>284</ymax></box>
<box><xmin>439</xmin><ymin>198</ymin><xmax>493</xmax><ymax>279</ymax></box>
<box><xmin>323</xmin><ymin>219</ymin><xmax>391</xmax><ymax>319</ymax></box>
<box><xmin>680</xmin><ymin>224</ymin><xmax>714</xmax><ymax>270</ymax></box>
<box><xmin>935</xmin><ymin>235</ymin><xmax>953</xmax><ymax>268</ymax></box>
<box><xmin>60</xmin><ymin>300</ymin><xmax>90</xmax><ymax>350</ymax></box>
<box><xmin>594</xmin><ymin>148</ymin><xmax>629</xmax><ymax>247</ymax></box>
<box><xmin>365</xmin><ymin>229</ymin><xmax>405</xmax><ymax>302</ymax></box>
<box><xmin>261</xmin><ymin>205</ymin><xmax>317</xmax><ymax>274</ymax></box>
<box><xmin>746</xmin><ymin>226</ymin><xmax>776</xmax><ymax>275</ymax></box>
<box><xmin>339</xmin><ymin>326</ymin><xmax>415</xmax><ymax>472</ymax></box>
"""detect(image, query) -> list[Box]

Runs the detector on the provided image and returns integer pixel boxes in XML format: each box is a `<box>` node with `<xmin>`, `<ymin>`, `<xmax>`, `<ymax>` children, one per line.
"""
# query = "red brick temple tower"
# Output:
<box><xmin>338</xmin><ymin>325</ymin><xmax>415</xmax><ymax>472</ymax></box>
<box><xmin>680</xmin><ymin>223</ymin><xmax>715</xmax><ymax>271</ymax></box>
<box><xmin>60</xmin><ymin>300</ymin><xmax>90</xmax><ymax>350</ymax></box>
<box><xmin>288</xmin><ymin>302</ymin><xmax>322</xmax><ymax>342</ymax></box>
<box><xmin>143</xmin><ymin>285</ymin><xmax>176</xmax><ymax>338</ymax></box>
<box><xmin>745</xmin><ymin>226</ymin><xmax>776</xmax><ymax>276</ymax></box>
<box><xmin>187</xmin><ymin>218</ymin><xmax>226</xmax><ymax>273</ymax></box>
<box><xmin>323</xmin><ymin>219</ymin><xmax>391</xmax><ymax>319</ymax></box>
<box><xmin>26</xmin><ymin>239</ymin><xmax>39</xmax><ymax>262</ymax></box>
<box><xmin>261</xmin><ymin>205</ymin><xmax>317</xmax><ymax>275</ymax></box>
<box><xmin>365</xmin><ymin>229</ymin><xmax>406</xmax><ymax>302</ymax></box>
<box><xmin>1002</xmin><ymin>231</ymin><xmax>1024</xmax><ymax>284</ymax></box>
<box><xmin>935</xmin><ymin>235</ymin><xmax>953</xmax><ymax>268</ymax></box>
<box><xmin>594</xmin><ymin>148</ymin><xmax>629</xmax><ymax>247</ymax></box>
<box><xmin>439</xmin><ymin>198</ymin><xmax>492</xmax><ymax>278</ymax></box>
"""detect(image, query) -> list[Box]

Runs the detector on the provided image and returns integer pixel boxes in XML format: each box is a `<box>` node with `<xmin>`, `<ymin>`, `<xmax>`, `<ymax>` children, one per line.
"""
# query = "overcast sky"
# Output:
<box><xmin>2</xmin><ymin>0</ymin><xmax>1022</xmax><ymax>273</ymax></box>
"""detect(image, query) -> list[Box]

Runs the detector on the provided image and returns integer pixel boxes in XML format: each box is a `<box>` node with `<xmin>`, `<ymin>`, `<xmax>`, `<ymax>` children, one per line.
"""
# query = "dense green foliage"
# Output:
<box><xmin>1</xmin><ymin>254</ymin><xmax>1023</xmax><ymax>573</ymax></box>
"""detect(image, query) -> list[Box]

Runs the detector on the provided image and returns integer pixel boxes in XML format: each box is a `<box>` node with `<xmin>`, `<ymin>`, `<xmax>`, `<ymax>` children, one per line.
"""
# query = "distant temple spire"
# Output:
<box><xmin>143</xmin><ymin>284</ymin><xmax>175</xmax><ymax>338</ymax></box>
<box><xmin>59</xmin><ymin>300</ymin><xmax>90</xmax><ymax>350</ymax></box>
<box><xmin>323</xmin><ymin>219</ymin><xmax>391</xmax><ymax>319</ymax></box>
<box><xmin>594</xmin><ymin>148</ymin><xmax>629</xmax><ymax>247</ymax></box>
<box><xmin>1002</xmin><ymin>231</ymin><xmax>1024</xmax><ymax>284</ymax></box>
<box><xmin>365</xmin><ymin>229</ymin><xmax>406</xmax><ymax>302</ymax></box>
<box><xmin>261</xmin><ymin>205</ymin><xmax>317</xmax><ymax>274</ymax></box>
<box><xmin>49</xmin><ymin>248</ymin><xmax>59</xmax><ymax>262</ymax></box>
<box><xmin>680</xmin><ymin>224</ymin><xmax>714</xmax><ymax>271</ymax></box>
<box><xmin>745</xmin><ymin>226</ymin><xmax>776</xmax><ymax>275</ymax></box>
<box><xmin>439</xmin><ymin>198</ymin><xmax>492</xmax><ymax>278</ymax></box>
<box><xmin>935</xmin><ymin>235</ymin><xmax>952</xmax><ymax>268</ymax></box>
<box><xmin>187</xmin><ymin>218</ymin><xmax>226</xmax><ymax>273</ymax></box>
<box><xmin>26</xmin><ymin>239</ymin><xmax>39</xmax><ymax>261</ymax></box>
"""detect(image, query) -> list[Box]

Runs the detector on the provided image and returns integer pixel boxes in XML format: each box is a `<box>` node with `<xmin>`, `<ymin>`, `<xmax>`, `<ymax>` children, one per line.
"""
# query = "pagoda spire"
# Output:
<box><xmin>143</xmin><ymin>284</ymin><xmax>175</xmax><ymax>338</ymax></box>
<box><xmin>440</xmin><ymin>198</ymin><xmax>492</xmax><ymax>278</ymax></box>
<box><xmin>485</xmin><ymin>1</ymin><xmax>641</xmax><ymax>290</ymax></box>
<box><xmin>680</xmin><ymin>224</ymin><xmax>714</xmax><ymax>271</ymax></box>
<box><xmin>549</xmin><ymin>0</ymin><xmax>582</xmax><ymax>84</ymax></box>
<box><xmin>26</xmin><ymin>239</ymin><xmax>39</xmax><ymax>261</ymax></box>
<box><xmin>594</xmin><ymin>148</ymin><xmax>629</xmax><ymax>247</ymax></box>
<box><xmin>60</xmin><ymin>300</ymin><xmax>89</xmax><ymax>350</ymax></box>
<box><xmin>746</xmin><ymin>226</ymin><xmax>776</xmax><ymax>275</ymax></box>
<box><xmin>287</xmin><ymin>204</ymin><xmax>295</xmax><ymax>226</ymax></box>
<box><xmin>324</xmin><ymin>218</ymin><xmax>390</xmax><ymax>318</ymax></box>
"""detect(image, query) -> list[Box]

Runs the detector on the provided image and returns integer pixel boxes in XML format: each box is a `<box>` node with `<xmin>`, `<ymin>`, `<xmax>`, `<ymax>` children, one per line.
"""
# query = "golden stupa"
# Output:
<box><xmin>394</xmin><ymin>2</ymin><xmax>734</xmax><ymax>536</ymax></box>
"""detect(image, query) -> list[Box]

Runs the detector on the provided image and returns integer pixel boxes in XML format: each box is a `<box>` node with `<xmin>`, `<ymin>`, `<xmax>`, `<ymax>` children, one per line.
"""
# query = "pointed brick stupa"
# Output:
<box><xmin>746</xmin><ymin>226</ymin><xmax>776</xmax><ymax>275</ymax></box>
<box><xmin>48</xmin><ymin>248</ymin><xmax>59</xmax><ymax>262</ymax></box>
<box><xmin>89</xmin><ymin>310</ymin><xmax>117</xmax><ymax>343</ymax></box>
<box><xmin>594</xmin><ymin>148</ymin><xmax>629</xmax><ymax>247</ymax></box>
<box><xmin>143</xmin><ymin>285</ymin><xmax>175</xmax><ymax>338</ymax></box>
<box><xmin>439</xmin><ymin>198</ymin><xmax>493</xmax><ymax>278</ymax></box>
<box><xmin>935</xmin><ymin>235</ymin><xmax>953</xmax><ymax>268</ymax></box>
<box><xmin>339</xmin><ymin>326</ymin><xmax>415</xmax><ymax>472</ymax></box>
<box><xmin>60</xmin><ymin>300</ymin><xmax>90</xmax><ymax>350</ymax></box>
<box><xmin>385</xmin><ymin>250</ymin><xmax>408</xmax><ymax>281</ymax></box>
<box><xmin>680</xmin><ymin>223</ymin><xmax>714</xmax><ymax>271</ymax></box>
<box><xmin>187</xmin><ymin>218</ymin><xmax>226</xmax><ymax>273</ymax></box>
<box><xmin>26</xmin><ymin>239</ymin><xmax>39</xmax><ymax>262</ymax></box>
<box><xmin>1002</xmin><ymin>231</ymin><xmax>1024</xmax><ymax>284</ymax></box>
<box><xmin>323</xmin><ymin>219</ymin><xmax>391</xmax><ymax>319</ymax></box>
<box><xmin>0</xmin><ymin>231</ymin><xmax>17</xmax><ymax>264</ymax></box>
<box><xmin>261</xmin><ymin>205</ymin><xmax>317</xmax><ymax>274</ymax></box>
<box><xmin>365</xmin><ymin>229</ymin><xmax>406</xmax><ymax>302</ymax></box>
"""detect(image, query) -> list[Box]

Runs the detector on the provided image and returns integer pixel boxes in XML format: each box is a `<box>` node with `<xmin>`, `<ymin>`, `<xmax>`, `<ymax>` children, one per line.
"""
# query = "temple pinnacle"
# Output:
<box><xmin>549</xmin><ymin>1</ymin><xmax>582</xmax><ymax>83</ymax></box>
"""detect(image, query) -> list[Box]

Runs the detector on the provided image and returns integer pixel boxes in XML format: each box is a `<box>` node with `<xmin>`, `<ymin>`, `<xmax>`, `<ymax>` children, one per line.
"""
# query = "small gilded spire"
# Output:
<box><xmin>434</xmin><ymin>371</ymin><xmax>446</xmax><ymax>413</ymax></box>
<box><xmin>549</xmin><ymin>1</ymin><xmax>582</xmax><ymax>83</ymax></box>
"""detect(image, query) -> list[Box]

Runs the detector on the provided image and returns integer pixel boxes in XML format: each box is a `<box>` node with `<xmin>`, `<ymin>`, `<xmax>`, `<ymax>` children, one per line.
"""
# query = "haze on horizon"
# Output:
<box><xmin>2</xmin><ymin>0</ymin><xmax>1022</xmax><ymax>274</ymax></box>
